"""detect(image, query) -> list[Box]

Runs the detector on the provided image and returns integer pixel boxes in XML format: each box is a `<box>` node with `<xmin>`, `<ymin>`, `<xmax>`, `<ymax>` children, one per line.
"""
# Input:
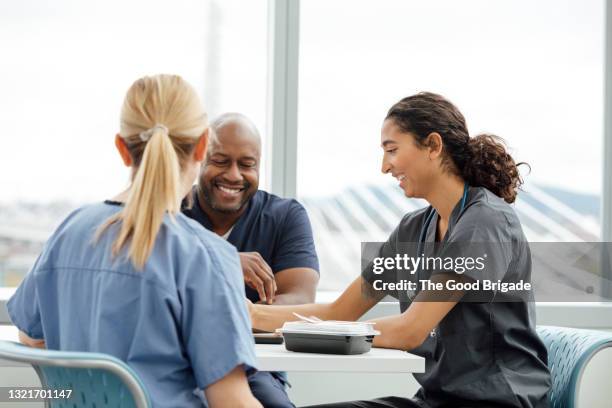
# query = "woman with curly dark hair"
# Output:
<box><xmin>249</xmin><ymin>92</ymin><xmax>551</xmax><ymax>407</ymax></box>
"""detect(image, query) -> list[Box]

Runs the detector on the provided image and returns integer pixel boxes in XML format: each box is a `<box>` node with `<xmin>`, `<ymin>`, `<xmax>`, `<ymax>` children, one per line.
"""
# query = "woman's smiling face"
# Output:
<box><xmin>380</xmin><ymin>118</ymin><xmax>438</xmax><ymax>199</ymax></box>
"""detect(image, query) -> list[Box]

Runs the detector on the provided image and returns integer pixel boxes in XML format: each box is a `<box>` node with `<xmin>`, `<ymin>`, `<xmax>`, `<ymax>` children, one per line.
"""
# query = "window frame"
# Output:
<box><xmin>603</xmin><ymin>0</ymin><xmax>612</xmax><ymax>296</ymax></box>
<box><xmin>267</xmin><ymin>0</ymin><xmax>612</xmax><ymax>324</ymax></box>
<box><xmin>266</xmin><ymin>0</ymin><xmax>300</xmax><ymax>198</ymax></box>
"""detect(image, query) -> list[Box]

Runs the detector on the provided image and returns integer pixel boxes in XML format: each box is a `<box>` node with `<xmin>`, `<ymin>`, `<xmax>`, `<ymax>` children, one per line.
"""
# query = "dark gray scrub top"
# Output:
<box><xmin>363</xmin><ymin>186</ymin><xmax>551</xmax><ymax>408</ymax></box>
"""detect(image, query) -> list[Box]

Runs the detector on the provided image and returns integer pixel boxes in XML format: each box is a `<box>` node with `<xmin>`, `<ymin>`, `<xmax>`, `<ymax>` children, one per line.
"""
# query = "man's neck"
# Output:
<box><xmin>196</xmin><ymin>187</ymin><xmax>247</xmax><ymax>236</ymax></box>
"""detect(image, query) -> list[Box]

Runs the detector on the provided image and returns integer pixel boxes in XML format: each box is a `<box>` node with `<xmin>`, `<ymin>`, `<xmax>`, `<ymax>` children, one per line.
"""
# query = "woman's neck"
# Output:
<box><xmin>110</xmin><ymin>186</ymin><xmax>186</xmax><ymax>209</ymax></box>
<box><xmin>426</xmin><ymin>176</ymin><xmax>465</xmax><ymax>222</ymax></box>
<box><xmin>111</xmin><ymin>189</ymin><xmax>130</xmax><ymax>203</ymax></box>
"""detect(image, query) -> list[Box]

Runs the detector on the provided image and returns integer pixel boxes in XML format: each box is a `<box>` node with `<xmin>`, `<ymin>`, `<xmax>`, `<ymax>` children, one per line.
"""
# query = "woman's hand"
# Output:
<box><xmin>245</xmin><ymin>297</ymin><xmax>258</xmax><ymax>329</ymax></box>
<box><xmin>18</xmin><ymin>331</ymin><xmax>46</xmax><ymax>349</ymax></box>
<box><xmin>245</xmin><ymin>277</ymin><xmax>380</xmax><ymax>334</ymax></box>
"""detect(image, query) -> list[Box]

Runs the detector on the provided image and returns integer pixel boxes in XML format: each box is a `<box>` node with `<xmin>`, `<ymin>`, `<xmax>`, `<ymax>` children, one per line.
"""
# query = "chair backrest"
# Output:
<box><xmin>537</xmin><ymin>325</ymin><xmax>612</xmax><ymax>408</ymax></box>
<box><xmin>0</xmin><ymin>340</ymin><xmax>151</xmax><ymax>408</ymax></box>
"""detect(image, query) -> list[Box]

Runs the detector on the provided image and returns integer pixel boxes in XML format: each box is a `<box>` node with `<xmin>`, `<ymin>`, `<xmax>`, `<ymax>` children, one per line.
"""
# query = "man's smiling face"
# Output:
<box><xmin>198</xmin><ymin>119</ymin><xmax>260</xmax><ymax>214</ymax></box>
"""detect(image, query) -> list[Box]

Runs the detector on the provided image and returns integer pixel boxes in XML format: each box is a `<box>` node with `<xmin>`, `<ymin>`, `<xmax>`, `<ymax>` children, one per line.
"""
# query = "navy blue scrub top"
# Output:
<box><xmin>8</xmin><ymin>202</ymin><xmax>257</xmax><ymax>408</ymax></box>
<box><xmin>183</xmin><ymin>188</ymin><xmax>319</xmax><ymax>303</ymax></box>
<box><xmin>362</xmin><ymin>186</ymin><xmax>551</xmax><ymax>408</ymax></box>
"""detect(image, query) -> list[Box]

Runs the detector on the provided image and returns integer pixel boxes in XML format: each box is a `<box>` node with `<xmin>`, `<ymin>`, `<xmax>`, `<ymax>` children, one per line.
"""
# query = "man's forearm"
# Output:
<box><xmin>270</xmin><ymin>267</ymin><xmax>319</xmax><ymax>305</ymax></box>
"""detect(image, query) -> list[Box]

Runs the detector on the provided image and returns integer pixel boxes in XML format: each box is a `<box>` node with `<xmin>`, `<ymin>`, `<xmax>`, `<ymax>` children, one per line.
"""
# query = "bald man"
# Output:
<box><xmin>183</xmin><ymin>113</ymin><xmax>319</xmax><ymax>408</ymax></box>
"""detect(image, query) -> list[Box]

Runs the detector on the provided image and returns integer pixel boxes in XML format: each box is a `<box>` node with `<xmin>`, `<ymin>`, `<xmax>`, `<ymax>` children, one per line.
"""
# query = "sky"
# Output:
<box><xmin>0</xmin><ymin>0</ymin><xmax>605</xmax><ymax>204</ymax></box>
<box><xmin>296</xmin><ymin>0</ymin><xmax>605</xmax><ymax>197</ymax></box>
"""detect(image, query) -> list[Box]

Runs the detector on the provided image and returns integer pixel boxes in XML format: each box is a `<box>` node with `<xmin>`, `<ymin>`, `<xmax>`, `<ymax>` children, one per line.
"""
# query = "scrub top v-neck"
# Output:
<box><xmin>363</xmin><ymin>186</ymin><xmax>551</xmax><ymax>408</ymax></box>
<box><xmin>183</xmin><ymin>188</ymin><xmax>320</xmax><ymax>303</ymax></box>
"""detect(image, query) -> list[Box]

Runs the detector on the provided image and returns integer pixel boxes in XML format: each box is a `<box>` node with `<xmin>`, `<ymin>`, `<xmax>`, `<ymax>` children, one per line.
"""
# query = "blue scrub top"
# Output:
<box><xmin>183</xmin><ymin>189</ymin><xmax>319</xmax><ymax>303</ymax></box>
<box><xmin>8</xmin><ymin>201</ymin><xmax>257</xmax><ymax>407</ymax></box>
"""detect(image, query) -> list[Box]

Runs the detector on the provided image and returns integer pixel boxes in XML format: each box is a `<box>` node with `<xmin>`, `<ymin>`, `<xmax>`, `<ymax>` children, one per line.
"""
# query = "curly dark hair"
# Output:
<box><xmin>385</xmin><ymin>92</ymin><xmax>528</xmax><ymax>203</ymax></box>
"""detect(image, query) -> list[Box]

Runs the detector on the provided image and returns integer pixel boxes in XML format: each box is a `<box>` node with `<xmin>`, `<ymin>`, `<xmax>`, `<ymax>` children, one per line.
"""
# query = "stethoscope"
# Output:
<box><xmin>407</xmin><ymin>182</ymin><xmax>470</xmax><ymax>338</ymax></box>
<box><xmin>418</xmin><ymin>182</ymin><xmax>469</xmax><ymax>252</ymax></box>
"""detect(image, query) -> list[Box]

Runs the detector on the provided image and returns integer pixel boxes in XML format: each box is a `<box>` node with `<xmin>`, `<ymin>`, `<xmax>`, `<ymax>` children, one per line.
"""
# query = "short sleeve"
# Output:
<box><xmin>361</xmin><ymin>224</ymin><xmax>398</xmax><ymax>297</ymax></box>
<box><xmin>179</xmin><ymin>237</ymin><xmax>257</xmax><ymax>390</ymax></box>
<box><xmin>271</xmin><ymin>201</ymin><xmax>319</xmax><ymax>273</ymax></box>
<box><xmin>7</xmin><ymin>208</ymin><xmax>83</xmax><ymax>340</ymax></box>
<box><xmin>361</xmin><ymin>225</ymin><xmax>422</xmax><ymax>302</ymax></box>
<box><xmin>7</xmin><ymin>254</ymin><xmax>44</xmax><ymax>339</ymax></box>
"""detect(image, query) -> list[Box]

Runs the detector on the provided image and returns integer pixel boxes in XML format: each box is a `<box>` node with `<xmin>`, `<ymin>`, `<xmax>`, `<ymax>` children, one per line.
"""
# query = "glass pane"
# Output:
<box><xmin>0</xmin><ymin>0</ymin><xmax>267</xmax><ymax>286</ymax></box>
<box><xmin>298</xmin><ymin>0</ymin><xmax>604</xmax><ymax>290</ymax></box>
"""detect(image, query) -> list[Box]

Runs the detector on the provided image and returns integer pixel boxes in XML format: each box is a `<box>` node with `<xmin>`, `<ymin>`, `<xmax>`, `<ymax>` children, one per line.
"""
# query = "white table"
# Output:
<box><xmin>0</xmin><ymin>325</ymin><xmax>424</xmax><ymax>373</ymax></box>
<box><xmin>255</xmin><ymin>343</ymin><xmax>423</xmax><ymax>373</ymax></box>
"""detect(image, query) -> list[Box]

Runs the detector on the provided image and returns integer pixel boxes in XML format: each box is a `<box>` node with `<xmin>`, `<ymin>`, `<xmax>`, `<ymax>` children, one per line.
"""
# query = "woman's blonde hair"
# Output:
<box><xmin>99</xmin><ymin>74</ymin><xmax>208</xmax><ymax>269</ymax></box>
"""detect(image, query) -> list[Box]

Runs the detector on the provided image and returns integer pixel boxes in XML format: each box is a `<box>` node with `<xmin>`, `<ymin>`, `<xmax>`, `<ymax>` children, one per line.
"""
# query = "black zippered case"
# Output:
<box><xmin>282</xmin><ymin>332</ymin><xmax>374</xmax><ymax>354</ymax></box>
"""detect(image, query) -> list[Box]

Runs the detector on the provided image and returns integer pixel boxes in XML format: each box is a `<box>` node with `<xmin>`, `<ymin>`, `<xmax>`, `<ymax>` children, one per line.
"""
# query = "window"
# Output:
<box><xmin>297</xmin><ymin>0</ymin><xmax>605</xmax><ymax>290</ymax></box>
<box><xmin>0</xmin><ymin>0</ymin><xmax>267</xmax><ymax>286</ymax></box>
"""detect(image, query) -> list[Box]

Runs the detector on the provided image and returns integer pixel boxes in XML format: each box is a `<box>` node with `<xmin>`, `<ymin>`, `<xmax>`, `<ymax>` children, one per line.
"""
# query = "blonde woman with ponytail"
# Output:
<box><xmin>8</xmin><ymin>75</ymin><xmax>262</xmax><ymax>408</ymax></box>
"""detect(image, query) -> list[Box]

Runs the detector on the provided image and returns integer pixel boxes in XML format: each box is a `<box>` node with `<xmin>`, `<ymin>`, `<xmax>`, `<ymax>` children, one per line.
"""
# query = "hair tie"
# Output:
<box><xmin>139</xmin><ymin>124</ymin><xmax>169</xmax><ymax>142</ymax></box>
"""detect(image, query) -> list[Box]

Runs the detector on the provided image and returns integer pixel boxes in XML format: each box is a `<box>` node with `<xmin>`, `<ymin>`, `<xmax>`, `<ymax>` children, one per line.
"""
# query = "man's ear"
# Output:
<box><xmin>115</xmin><ymin>134</ymin><xmax>132</xmax><ymax>166</ymax></box>
<box><xmin>426</xmin><ymin>132</ymin><xmax>444</xmax><ymax>159</ymax></box>
<box><xmin>194</xmin><ymin>128</ymin><xmax>209</xmax><ymax>162</ymax></box>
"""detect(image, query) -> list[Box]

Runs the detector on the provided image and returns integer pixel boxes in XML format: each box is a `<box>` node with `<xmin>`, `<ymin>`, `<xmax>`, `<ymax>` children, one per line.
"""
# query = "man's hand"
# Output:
<box><xmin>239</xmin><ymin>252</ymin><xmax>277</xmax><ymax>304</ymax></box>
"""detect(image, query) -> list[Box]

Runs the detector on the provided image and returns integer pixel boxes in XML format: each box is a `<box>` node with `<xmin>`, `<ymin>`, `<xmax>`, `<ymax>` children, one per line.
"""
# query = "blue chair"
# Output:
<box><xmin>0</xmin><ymin>340</ymin><xmax>151</xmax><ymax>408</ymax></box>
<box><xmin>537</xmin><ymin>325</ymin><xmax>612</xmax><ymax>408</ymax></box>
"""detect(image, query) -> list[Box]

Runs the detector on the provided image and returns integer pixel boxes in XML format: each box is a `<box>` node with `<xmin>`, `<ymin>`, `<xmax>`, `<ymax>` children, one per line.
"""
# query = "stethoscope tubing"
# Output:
<box><xmin>415</xmin><ymin>182</ymin><xmax>469</xmax><ymax>281</ymax></box>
